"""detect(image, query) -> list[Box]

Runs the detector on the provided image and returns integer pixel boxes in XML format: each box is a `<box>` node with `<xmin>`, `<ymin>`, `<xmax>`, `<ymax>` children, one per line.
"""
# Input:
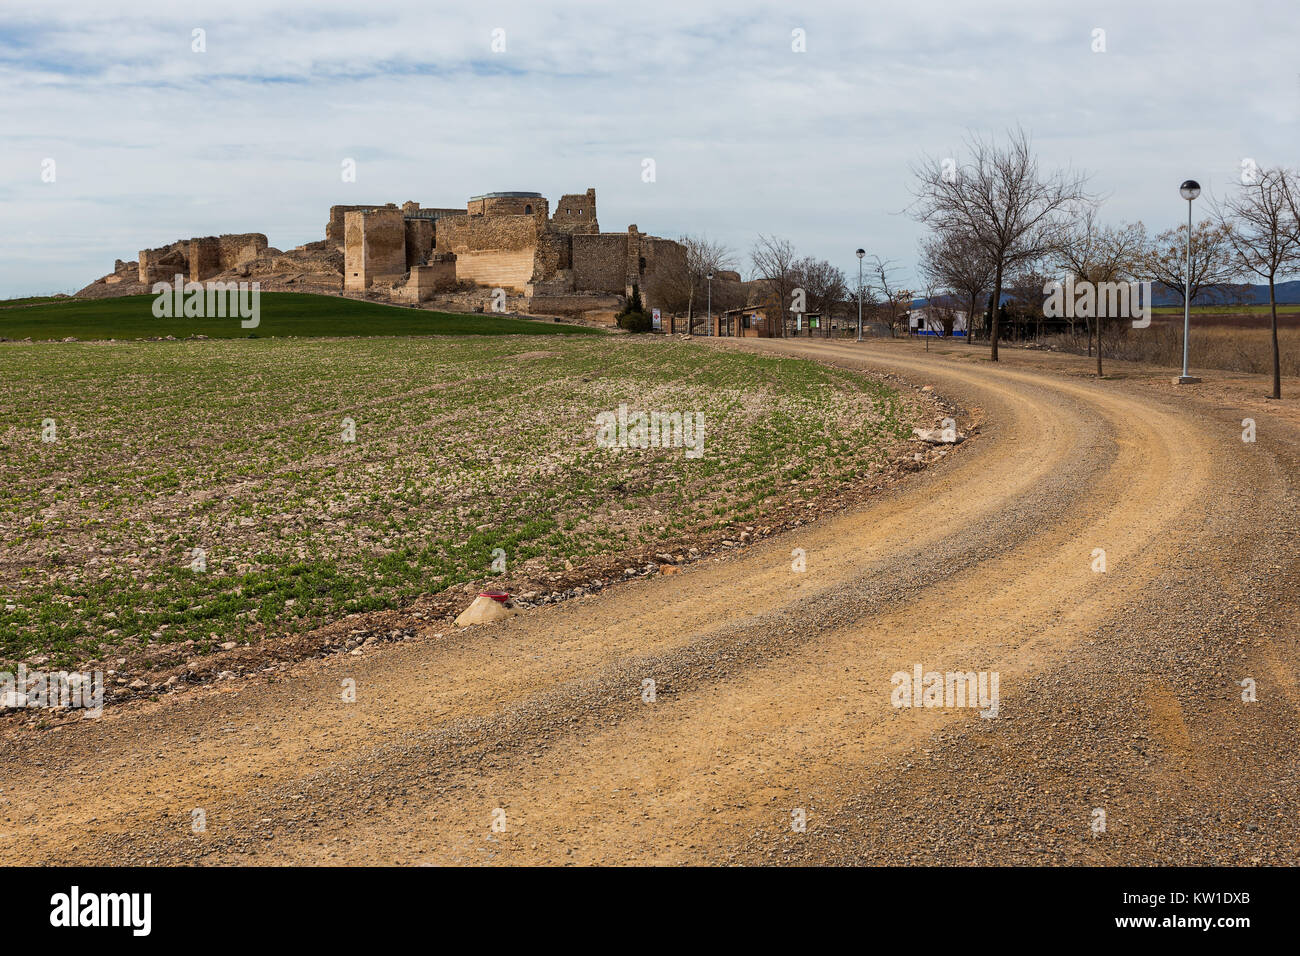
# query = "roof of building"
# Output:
<box><xmin>468</xmin><ymin>191</ymin><xmax>544</xmax><ymax>201</ymax></box>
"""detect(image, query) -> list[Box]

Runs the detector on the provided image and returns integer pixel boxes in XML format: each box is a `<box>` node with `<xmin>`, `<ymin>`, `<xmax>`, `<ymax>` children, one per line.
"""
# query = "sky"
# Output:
<box><xmin>1</xmin><ymin>0</ymin><xmax>1297</xmax><ymax>298</ymax></box>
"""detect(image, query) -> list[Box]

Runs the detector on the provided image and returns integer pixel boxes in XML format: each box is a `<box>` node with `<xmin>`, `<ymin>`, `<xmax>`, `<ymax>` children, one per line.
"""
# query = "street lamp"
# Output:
<box><xmin>855</xmin><ymin>249</ymin><xmax>865</xmax><ymax>342</ymax></box>
<box><xmin>706</xmin><ymin>271</ymin><xmax>714</xmax><ymax>337</ymax></box>
<box><xmin>1177</xmin><ymin>180</ymin><xmax>1201</xmax><ymax>384</ymax></box>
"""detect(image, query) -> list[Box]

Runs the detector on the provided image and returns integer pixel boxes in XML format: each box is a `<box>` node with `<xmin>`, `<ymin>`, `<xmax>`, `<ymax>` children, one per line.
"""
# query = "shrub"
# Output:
<box><xmin>617</xmin><ymin>311</ymin><xmax>653</xmax><ymax>333</ymax></box>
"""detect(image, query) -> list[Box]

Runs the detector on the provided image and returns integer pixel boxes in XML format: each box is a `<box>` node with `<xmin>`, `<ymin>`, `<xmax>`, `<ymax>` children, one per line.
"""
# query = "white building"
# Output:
<box><xmin>907</xmin><ymin>306</ymin><xmax>968</xmax><ymax>336</ymax></box>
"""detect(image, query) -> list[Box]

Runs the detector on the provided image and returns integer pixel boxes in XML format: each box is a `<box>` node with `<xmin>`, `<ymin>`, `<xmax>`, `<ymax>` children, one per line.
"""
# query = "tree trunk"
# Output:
<box><xmin>1270</xmin><ymin>275</ymin><xmax>1281</xmax><ymax>400</ymax></box>
<box><xmin>1096</xmin><ymin>315</ymin><xmax>1103</xmax><ymax>378</ymax></box>
<box><xmin>990</xmin><ymin>261</ymin><xmax>1004</xmax><ymax>361</ymax></box>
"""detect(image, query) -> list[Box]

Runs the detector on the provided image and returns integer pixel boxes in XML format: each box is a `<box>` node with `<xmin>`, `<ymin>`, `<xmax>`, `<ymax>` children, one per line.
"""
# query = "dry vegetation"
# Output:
<box><xmin>1040</xmin><ymin>324</ymin><xmax>1300</xmax><ymax>376</ymax></box>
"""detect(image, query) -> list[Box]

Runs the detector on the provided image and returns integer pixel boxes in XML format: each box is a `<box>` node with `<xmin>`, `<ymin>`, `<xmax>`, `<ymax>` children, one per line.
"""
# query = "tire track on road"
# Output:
<box><xmin>0</xmin><ymin>339</ymin><xmax>1274</xmax><ymax>866</ymax></box>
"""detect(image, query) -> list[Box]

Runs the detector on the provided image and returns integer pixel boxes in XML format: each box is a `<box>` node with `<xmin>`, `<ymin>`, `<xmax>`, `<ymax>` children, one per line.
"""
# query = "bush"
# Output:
<box><xmin>614</xmin><ymin>284</ymin><xmax>653</xmax><ymax>332</ymax></box>
<box><xmin>617</xmin><ymin>311</ymin><xmax>653</xmax><ymax>333</ymax></box>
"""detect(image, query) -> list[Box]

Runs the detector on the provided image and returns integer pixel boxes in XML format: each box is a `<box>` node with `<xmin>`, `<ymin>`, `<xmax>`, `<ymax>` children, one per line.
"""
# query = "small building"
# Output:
<box><xmin>793</xmin><ymin>312</ymin><xmax>828</xmax><ymax>335</ymax></box>
<box><xmin>711</xmin><ymin>308</ymin><xmax>847</xmax><ymax>337</ymax></box>
<box><xmin>907</xmin><ymin>306</ymin><xmax>968</xmax><ymax>336</ymax></box>
<box><xmin>713</xmin><ymin>306</ymin><xmax>780</xmax><ymax>337</ymax></box>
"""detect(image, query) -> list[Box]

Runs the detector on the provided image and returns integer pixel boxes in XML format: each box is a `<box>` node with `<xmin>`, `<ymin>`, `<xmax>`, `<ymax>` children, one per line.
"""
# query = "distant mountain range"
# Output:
<box><xmin>1149</xmin><ymin>280</ymin><xmax>1300</xmax><ymax>307</ymax></box>
<box><xmin>913</xmin><ymin>280</ymin><xmax>1300</xmax><ymax>311</ymax></box>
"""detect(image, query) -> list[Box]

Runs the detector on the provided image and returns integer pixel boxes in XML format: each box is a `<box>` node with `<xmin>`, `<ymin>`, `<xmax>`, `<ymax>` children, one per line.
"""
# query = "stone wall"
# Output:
<box><xmin>534</xmin><ymin>230</ymin><xmax>571</xmax><ymax>278</ymax></box>
<box><xmin>405</xmin><ymin>219</ymin><xmax>434</xmax><ymax>268</ymax></box>
<box><xmin>327</xmin><ymin>204</ymin><xmax>383</xmax><ymax>246</ymax></box>
<box><xmin>344</xmin><ymin>207</ymin><xmax>406</xmax><ymax>290</ymax></box>
<box><xmin>403</xmin><ymin>205</ymin><xmax>465</xmax><ymax>223</ymax></box>
<box><xmin>451</xmin><ymin>250</ymin><xmax>537</xmax><ymax>292</ymax></box>
<box><xmin>138</xmin><ymin>241</ymin><xmax>189</xmax><ymax>284</ymax></box>
<box><xmin>406</xmin><ymin>253</ymin><xmax>458</xmax><ymax>302</ymax></box>
<box><xmin>550</xmin><ymin>188</ymin><xmax>599</xmax><ymax>234</ymax></box>
<box><xmin>526</xmin><ymin>292</ymin><xmax>623</xmax><ymax>317</ymax></box>
<box><xmin>188</xmin><ymin>233</ymin><xmax>269</xmax><ymax>282</ymax></box>
<box><xmin>117</xmin><ymin>189</ymin><xmax>687</xmax><ymax>314</ymax></box>
<box><xmin>415</xmin><ymin>287</ymin><xmax>529</xmax><ymax>314</ymax></box>
<box><xmin>189</xmin><ymin>238</ymin><xmax>221</xmax><ymax>282</ymax></box>
<box><xmin>467</xmin><ymin>195</ymin><xmax>549</xmax><ymax>218</ymax></box>
<box><xmin>437</xmin><ymin>214</ymin><xmax>539</xmax><ymax>292</ymax></box>
<box><xmin>439</xmin><ymin>214</ymin><xmax>538</xmax><ymax>254</ymax></box>
<box><xmin>635</xmin><ymin>235</ymin><xmax>688</xmax><ymax>310</ymax></box>
<box><xmin>571</xmin><ymin>233</ymin><xmax>628</xmax><ymax>294</ymax></box>
<box><xmin>271</xmin><ymin>248</ymin><xmax>343</xmax><ymax>275</ymax></box>
<box><xmin>526</xmin><ymin>272</ymin><xmax>575</xmax><ymax>296</ymax></box>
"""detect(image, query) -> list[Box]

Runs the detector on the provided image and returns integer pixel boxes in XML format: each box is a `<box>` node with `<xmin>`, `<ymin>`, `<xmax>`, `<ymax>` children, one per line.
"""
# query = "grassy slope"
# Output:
<box><xmin>0</xmin><ymin>296</ymin><xmax>66</xmax><ymax>309</ymax></box>
<box><xmin>0</xmin><ymin>293</ymin><xmax>599</xmax><ymax>340</ymax></box>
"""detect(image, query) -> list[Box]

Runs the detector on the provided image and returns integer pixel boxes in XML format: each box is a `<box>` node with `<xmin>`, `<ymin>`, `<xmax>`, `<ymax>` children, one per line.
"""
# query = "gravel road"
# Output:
<box><xmin>2</xmin><ymin>338</ymin><xmax>1296</xmax><ymax>865</ymax></box>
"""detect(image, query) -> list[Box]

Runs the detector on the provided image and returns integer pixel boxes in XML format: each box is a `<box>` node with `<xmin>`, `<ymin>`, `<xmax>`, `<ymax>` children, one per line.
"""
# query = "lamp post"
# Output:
<box><xmin>855</xmin><ymin>249</ymin><xmax>865</xmax><ymax>341</ymax></box>
<box><xmin>1176</xmin><ymin>180</ymin><xmax>1201</xmax><ymax>384</ymax></box>
<box><xmin>706</xmin><ymin>271</ymin><xmax>714</xmax><ymax>337</ymax></box>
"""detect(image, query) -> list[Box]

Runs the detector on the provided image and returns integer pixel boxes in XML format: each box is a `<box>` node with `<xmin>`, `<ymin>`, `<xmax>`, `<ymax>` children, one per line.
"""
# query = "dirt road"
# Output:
<box><xmin>3</xmin><ymin>339</ymin><xmax>1297</xmax><ymax>865</ymax></box>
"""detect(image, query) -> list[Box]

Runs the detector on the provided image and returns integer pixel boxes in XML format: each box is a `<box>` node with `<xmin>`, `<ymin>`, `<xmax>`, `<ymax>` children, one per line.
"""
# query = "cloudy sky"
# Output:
<box><xmin>1</xmin><ymin>0</ymin><xmax>1295</xmax><ymax>298</ymax></box>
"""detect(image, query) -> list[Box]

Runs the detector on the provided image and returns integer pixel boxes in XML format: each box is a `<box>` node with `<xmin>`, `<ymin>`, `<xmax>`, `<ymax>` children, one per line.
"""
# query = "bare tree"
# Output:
<box><xmin>791</xmin><ymin>257</ymin><xmax>848</xmax><ymax>337</ymax></box>
<box><xmin>910</xmin><ymin>126</ymin><xmax>1092</xmax><ymax>360</ymax></box>
<box><xmin>867</xmin><ymin>256</ymin><xmax>910</xmax><ymax>337</ymax></box>
<box><xmin>1005</xmin><ymin>265</ymin><xmax>1051</xmax><ymax>343</ymax></box>
<box><xmin>917</xmin><ymin>283</ymin><xmax>960</xmax><ymax>348</ymax></box>
<box><xmin>1284</xmin><ymin>167</ymin><xmax>1300</xmax><ymax>245</ymax></box>
<box><xmin>750</xmin><ymin>235</ymin><xmax>798</xmax><ymax>337</ymax></box>
<box><xmin>846</xmin><ymin>277</ymin><xmax>875</xmax><ymax>339</ymax></box>
<box><xmin>1054</xmin><ymin>209</ymin><xmax>1146</xmax><ymax>375</ymax></box>
<box><xmin>669</xmin><ymin>234</ymin><xmax>736</xmax><ymax>334</ymax></box>
<box><xmin>918</xmin><ymin>226</ymin><xmax>993</xmax><ymax>344</ymax></box>
<box><xmin>1214</xmin><ymin>168</ymin><xmax>1300</xmax><ymax>399</ymax></box>
<box><xmin>710</xmin><ymin>272</ymin><xmax>747</xmax><ymax>334</ymax></box>
<box><xmin>1137</xmin><ymin>218</ymin><xmax>1237</xmax><ymax>310</ymax></box>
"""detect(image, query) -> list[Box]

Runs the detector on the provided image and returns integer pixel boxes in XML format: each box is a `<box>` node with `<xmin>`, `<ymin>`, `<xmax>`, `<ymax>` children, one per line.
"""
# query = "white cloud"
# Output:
<box><xmin>1</xmin><ymin>0</ymin><xmax>1295</xmax><ymax>296</ymax></box>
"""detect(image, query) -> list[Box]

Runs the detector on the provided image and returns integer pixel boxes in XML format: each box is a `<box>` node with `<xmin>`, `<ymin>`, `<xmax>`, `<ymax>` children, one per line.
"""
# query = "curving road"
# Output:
<box><xmin>2</xmin><ymin>339</ymin><xmax>1297</xmax><ymax>865</ymax></box>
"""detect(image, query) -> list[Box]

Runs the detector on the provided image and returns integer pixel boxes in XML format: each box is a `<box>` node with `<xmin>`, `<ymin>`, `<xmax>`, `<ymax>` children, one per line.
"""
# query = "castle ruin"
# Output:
<box><xmin>335</xmin><ymin>189</ymin><xmax>684</xmax><ymax>317</ymax></box>
<box><xmin>87</xmin><ymin>187</ymin><xmax>685</xmax><ymax>324</ymax></box>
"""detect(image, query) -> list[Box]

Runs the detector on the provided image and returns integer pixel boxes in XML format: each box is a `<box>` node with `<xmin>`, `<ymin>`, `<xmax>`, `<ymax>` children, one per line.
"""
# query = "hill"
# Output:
<box><xmin>0</xmin><ymin>293</ymin><xmax>601</xmax><ymax>341</ymax></box>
